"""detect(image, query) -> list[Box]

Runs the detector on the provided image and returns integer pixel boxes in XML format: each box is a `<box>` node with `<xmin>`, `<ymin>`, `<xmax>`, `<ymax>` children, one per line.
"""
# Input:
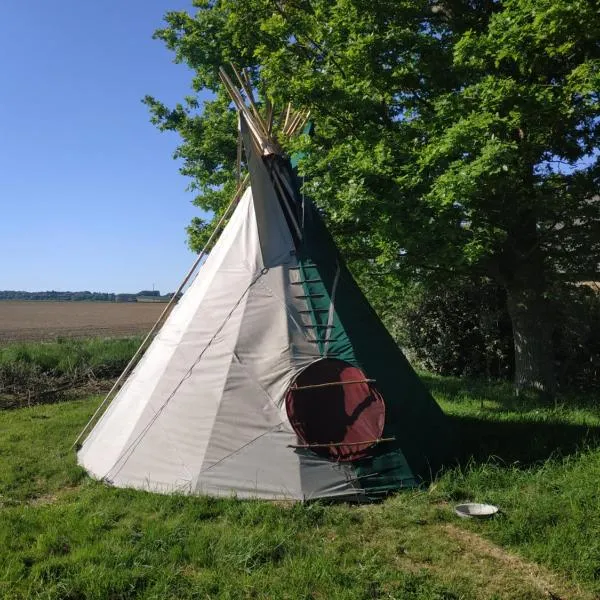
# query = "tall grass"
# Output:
<box><xmin>0</xmin><ymin>338</ymin><xmax>141</xmax><ymax>406</ymax></box>
<box><xmin>1</xmin><ymin>346</ymin><xmax>600</xmax><ymax>597</ymax></box>
<box><xmin>0</xmin><ymin>337</ymin><xmax>141</xmax><ymax>377</ymax></box>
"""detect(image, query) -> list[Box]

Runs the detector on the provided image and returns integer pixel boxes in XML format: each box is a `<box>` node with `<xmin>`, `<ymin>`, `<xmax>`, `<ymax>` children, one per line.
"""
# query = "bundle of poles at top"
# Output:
<box><xmin>219</xmin><ymin>64</ymin><xmax>311</xmax><ymax>159</ymax></box>
<box><xmin>220</xmin><ymin>64</ymin><xmax>310</xmax><ymax>243</ymax></box>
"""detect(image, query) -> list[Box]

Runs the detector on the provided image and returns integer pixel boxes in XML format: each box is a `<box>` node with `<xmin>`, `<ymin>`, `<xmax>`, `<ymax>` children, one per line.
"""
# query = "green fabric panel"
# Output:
<box><xmin>295</xmin><ymin>195</ymin><xmax>454</xmax><ymax>490</ymax></box>
<box><xmin>296</xmin><ymin>261</ymin><xmax>329</xmax><ymax>356</ymax></box>
<box><xmin>295</xmin><ymin>262</ymin><xmax>323</xmax><ymax>355</ymax></box>
<box><xmin>296</xmin><ymin>257</ymin><xmax>354</xmax><ymax>361</ymax></box>
<box><xmin>285</xmin><ymin>149</ymin><xmax>454</xmax><ymax>495</ymax></box>
<box><xmin>353</xmin><ymin>449</ymin><xmax>418</xmax><ymax>497</ymax></box>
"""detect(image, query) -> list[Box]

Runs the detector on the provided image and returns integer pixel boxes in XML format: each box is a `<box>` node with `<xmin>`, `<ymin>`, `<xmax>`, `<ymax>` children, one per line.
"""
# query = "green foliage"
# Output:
<box><xmin>145</xmin><ymin>0</ymin><xmax>600</xmax><ymax>395</ymax></box>
<box><xmin>553</xmin><ymin>285</ymin><xmax>600</xmax><ymax>390</ymax></box>
<box><xmin>147</xmin><ymin>0</ymin><xmax>599</xmax><ymax>277</ymax></box>
<box><xmin>2</xmin><ymin>385</ymin><xmax>600</xmax><ymax>598</ymax></box>
<box><xmin>0</xmin><ymin>338</ymin><xmax>141</xmax><ymax>378</ymax></box>
<box><xmin>398</xmin><ymin>281</ymin><xmax>600</xmax><ymax>391</ymax></box>
<box><xmin>0</xmin><ymin>338</ymin><xmax>141</xmax><ymax>406</ymax></box>
<box><xmin>402</xmin><ymin>279</ymin><xmax>514</xmax><ymax>379</ymax></box>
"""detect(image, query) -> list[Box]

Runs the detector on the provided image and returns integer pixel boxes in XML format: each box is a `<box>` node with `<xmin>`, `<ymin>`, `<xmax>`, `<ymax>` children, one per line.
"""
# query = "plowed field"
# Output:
<box><xmin>0</xmin><ymin>301</ymin><xmax>165</xmax><ymax>342</ymax></box>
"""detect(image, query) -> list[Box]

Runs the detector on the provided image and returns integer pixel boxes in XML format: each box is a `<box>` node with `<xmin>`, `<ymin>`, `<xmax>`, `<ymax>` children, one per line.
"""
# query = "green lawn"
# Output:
<box><xmin>1</xmin><ymin>378</ymin><xmax>599</xmax><ymax>599</ymax></box>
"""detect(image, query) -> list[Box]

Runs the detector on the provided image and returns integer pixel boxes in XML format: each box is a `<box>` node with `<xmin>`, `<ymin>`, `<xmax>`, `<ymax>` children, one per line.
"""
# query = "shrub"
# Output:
<box><xmin>553</xmin><ymin>284</ymin><xmax>600</xmax><ymax>391</ymax></box>
<box><xmin>399</xmin><ymin>280</ymin><xmax>513</xmax><ymax>379</ymax></box>
<box><xmin>397</xmin><ymin>279</ymin><xmax>600</xmax><ymax>392</ymax></box>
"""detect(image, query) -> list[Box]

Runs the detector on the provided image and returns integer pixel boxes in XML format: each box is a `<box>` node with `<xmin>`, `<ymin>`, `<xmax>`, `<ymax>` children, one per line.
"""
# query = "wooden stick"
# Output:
<box><xmin>265</xmin><ymin>98</ymin><xmax>274</xmax><ymax>135</ymax></box>
<box><xmin>288</xmin><ymin>437</ymin><xmax>396</xmax><ymax>449</ymax></box>
<box><xmin>283</xmin><ymin>110</ymin><xmax>297</xmax><ymax>136</ymax></box>
<box><xmin>270</xmin><ymin>169</ymin><xmax>303</xmax><ymax>241</ymax></box>
<box><xmin>273</xmin><ymin>163</ymin><xmax>297</xmax><ymax>201</ymax></box>
<box><xmin>71</xmin><ymin>174</ymin><xmax>250</xmax><ymax>450</ymax></box>
<box><xmin>241</xmin><ymin>67</ymin><xmax>252</xmax><ymax>87</ymax></box>
<box><xmin>219</xmin><ymin>68</ymin><xmax>277</xmax><ymax>155</ymax></box>
<box><xmin>241</xmin><ymin>67</ymin><xmax>256</xmax><ymax>102</ymax></box>
<box><xmin>220</xmin><ymin>70</ymin><xmax>268</xmax><ymax>150</ymax></box>
<box><xmin>283</xmin><ymin>102</ymin><xmax>292</xmax><ymax>132</ymax></box>
<box><xmin>285</xmin><ymin>111</ymin><xmax>304</xmax><ymax>136</ymax></box>
<box><xmin>219</xmin><ymin>69</ymin><xmax>252</xmax><ymax>118</ymax></box>
<box><xmin>284</xmin><ymin>111</ymin><xmax>298</xmax><ymax>135</ymax></box>
<box><xmin>230</xmin><ymin>63</ymin><xmax>268</xmax><ymax>135</ymax></box>
<box><xmin>294</xmin><ymin>110</ymin><xmax>311</xmax><ymax>136</ymax></box>
<box><xmin>231</xmin><ymin>63</ymin><xmax>254</xmax><ymax>104</ymax></box>
<box><xmin>291</xmin><ymin>379</ymin><xmax>375</xmax><ymax>391</ymax></box>
<box><xmin>236</xmin><ymin>120</ymin><xmax>242</xmax><ymax>187</ymax></box>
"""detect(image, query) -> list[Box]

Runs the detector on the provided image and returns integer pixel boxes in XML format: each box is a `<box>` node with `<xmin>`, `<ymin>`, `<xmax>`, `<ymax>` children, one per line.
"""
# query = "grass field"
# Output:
<box><xmin>0</xmin><ymin>301</ymin><xmax>164</xmax><ymax>342</ymax></box>
<box><xmin>1</xmin><ymin>376</ymin><xmax>599</xmax><ymax>599</ymax></box>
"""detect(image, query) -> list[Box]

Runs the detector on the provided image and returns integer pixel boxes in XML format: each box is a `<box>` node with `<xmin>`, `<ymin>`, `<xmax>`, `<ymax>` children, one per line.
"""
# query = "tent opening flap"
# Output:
<box><xmin>285</xmin><ymin>359</ymin><xmax>386</xmax><ymax>461</ymax></box>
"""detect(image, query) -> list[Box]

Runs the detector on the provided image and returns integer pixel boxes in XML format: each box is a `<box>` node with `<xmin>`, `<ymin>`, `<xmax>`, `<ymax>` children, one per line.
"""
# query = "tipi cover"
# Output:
<box><xmin>78</xmin><ymin>101</ymin><xmax>453</xmax><ymax>501</ymax></box>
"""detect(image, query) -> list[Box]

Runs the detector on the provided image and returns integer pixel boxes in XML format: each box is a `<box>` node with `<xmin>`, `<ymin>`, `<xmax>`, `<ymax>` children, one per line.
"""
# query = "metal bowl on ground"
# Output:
<box><xmin>454</xmin><ymin>503</ymin><xmax>499</xmax><ymax>519</ymax></box>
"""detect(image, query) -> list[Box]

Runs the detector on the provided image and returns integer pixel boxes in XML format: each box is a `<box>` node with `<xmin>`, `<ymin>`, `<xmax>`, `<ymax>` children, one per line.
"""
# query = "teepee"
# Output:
<box><xmin>76</xmin><ymin>69</ymin><xmax>453</xmax><ymax>501</ymax></box>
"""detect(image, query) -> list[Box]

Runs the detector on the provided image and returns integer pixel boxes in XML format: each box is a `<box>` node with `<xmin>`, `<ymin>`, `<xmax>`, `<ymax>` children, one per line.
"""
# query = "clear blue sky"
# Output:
<box><xmin>0</xmin><ymin>1</ymin><xmax>208</xmax><ymax>294</ymax></box>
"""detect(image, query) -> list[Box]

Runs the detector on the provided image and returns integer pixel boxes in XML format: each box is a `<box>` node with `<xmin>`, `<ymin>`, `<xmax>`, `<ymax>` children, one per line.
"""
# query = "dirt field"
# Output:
<box><xmin>0</xmin><ymin>301</ymin><xmax>166</xmax><ymax>342</ymax></box>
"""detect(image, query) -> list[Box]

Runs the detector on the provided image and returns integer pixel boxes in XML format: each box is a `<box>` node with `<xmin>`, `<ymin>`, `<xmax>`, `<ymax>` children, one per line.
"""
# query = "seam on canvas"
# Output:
<box><xmin>323</xmin><ymin>260</ymin><xmax>341</xmax><ymax>355</ymax></box>
<box><xmin>103</xmin><ymin>269</ymin><xmax>267</xmax><ymax>482</ymax></box>
<box><xmin>198</xmin><ymin>420</ymin><xmax>286</xmax><ymax>475</ymax></box>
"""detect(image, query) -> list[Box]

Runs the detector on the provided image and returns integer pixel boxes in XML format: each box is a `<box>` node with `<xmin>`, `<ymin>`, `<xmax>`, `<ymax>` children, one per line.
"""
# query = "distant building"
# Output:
<box><xmin>115</xmin><ymin>294</ymin><xmax>137</xmax><ymax>303</ymax></box>
<box><xmin>137</xmin><ymin>290</ymin><xmax>160</xmax><ymax>297</ymax></box>
<box><xmin>136</xmin><ymin>295</ymin><xmax>168</xmax><ymax>303</ymax></box>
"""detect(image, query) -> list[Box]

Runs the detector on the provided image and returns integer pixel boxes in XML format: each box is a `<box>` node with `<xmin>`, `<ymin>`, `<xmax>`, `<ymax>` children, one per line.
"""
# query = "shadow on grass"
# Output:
<box><xmin>420</xmin><ymin>373</ymin><xmax>600</xmax><ymax>467</ymax></box>
<box><xmin>448</xmin><ymin>414</ymin><xmax>600</xmax><ymax>468</ymax></box>
<box><xmin>422</xmin><ymin>372</ymin><xmax>599</xmax><ymax>412</ymax></box>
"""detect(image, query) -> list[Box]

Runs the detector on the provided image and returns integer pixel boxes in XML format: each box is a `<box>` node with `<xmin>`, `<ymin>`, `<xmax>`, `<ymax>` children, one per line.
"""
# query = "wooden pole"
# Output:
<box><xmin>219</xmin><ymin>68</ymin><xmax>278</xmax><ymax>155</ymax></box>
<box><xmin>291</xmin><ymin>379</ymin><xmax>375</xmax><ymax>391</ymax></box>
<box><xmin>288</xmin><ymin>437</ymin><xmax>395</xmax><ymax>449</ymax></box>
<box><xmin>229</xmin><ymin>63</ymin><xmax>269</xmax><ymax>136</ymax></box>
<box><xmin>295</xmin><ymin>110</ymin><xmax>311</xmax><ymax>136</ymax></box>
<box><xmin>283</xmin><ymin>102</ymin><xmax>292</xmax><ymax>132</ymax></box>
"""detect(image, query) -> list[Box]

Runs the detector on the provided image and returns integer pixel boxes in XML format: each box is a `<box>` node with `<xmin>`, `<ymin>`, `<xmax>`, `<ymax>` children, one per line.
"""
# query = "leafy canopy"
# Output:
<box><xmin>146</xmin><ymin>0</ymin><xmax>599</xmax><ymax>287</ymax></box>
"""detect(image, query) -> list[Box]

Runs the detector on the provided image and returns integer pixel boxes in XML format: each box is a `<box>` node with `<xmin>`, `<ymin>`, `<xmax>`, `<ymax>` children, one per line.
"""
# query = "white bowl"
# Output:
<box><xmin>454</xmin><ymin>503</ymin><xmax>499</xmax><ymax>519</ymax></box>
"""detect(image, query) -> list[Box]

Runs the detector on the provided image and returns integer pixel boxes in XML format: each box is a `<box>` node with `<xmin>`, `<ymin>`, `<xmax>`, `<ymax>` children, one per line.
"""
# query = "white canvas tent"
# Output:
<box><xmin>77</xmin><ymin>71</ymin><xmax>452</xmax><ymax>500</ymax></box>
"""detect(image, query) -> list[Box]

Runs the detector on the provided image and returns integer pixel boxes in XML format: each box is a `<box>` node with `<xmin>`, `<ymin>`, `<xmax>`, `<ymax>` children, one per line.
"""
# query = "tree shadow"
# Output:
<box><xmin>448</xmin><ymin>414</ymin><xmax>600</xmax><ymax>468</ymax></box>
<box><xmin>422</xmin><ymin>372</ymin><xmax>599</xmax><ymax>412</ymax></box>
<box><xmin>420</xmin><ymin>374</ymin><xmax>600</xmax><ymax>467</ymax></box>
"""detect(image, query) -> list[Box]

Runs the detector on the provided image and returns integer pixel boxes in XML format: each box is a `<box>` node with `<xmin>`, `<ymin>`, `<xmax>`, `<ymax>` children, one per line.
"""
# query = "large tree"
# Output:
<box><xmin>146</xmin><ymin>0</ymin><xmax>600</xmax><ymax>399</ymax></box>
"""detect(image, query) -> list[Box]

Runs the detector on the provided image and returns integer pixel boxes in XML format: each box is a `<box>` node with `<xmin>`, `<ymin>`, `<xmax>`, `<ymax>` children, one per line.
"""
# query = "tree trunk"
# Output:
<box><xmin>499</xmin><ymin>171</ymin><xmax>556</xmax><ymax>401</ymax></box>
<box><xmin>505</xmin><ymin>282</ymin><xmax>556</xmax><ymax>401</ymax></box>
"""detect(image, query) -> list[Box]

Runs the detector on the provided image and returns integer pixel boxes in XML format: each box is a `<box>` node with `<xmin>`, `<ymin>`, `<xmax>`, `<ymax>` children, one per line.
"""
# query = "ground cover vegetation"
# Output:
<box><xmin>3</xmin><ymin>282</ymin><xmax>596</xmax><ymax>406</ymax></box>
<box><xmin>383</xmin><ymin>279</ymin><xmax>600</xmax><ymax>392</ymax></box>
<box><xmin>1</xmin><ymin>381</ymin><xmax>599</xmax><ymax>599</ymax></box>
<box><xmin>0</xmin><ymin>338</ymin><xmax>140</xmax><ymax>408</ymax></box>
<box><xmin>2</xmin><ymin>0</ymin><xmax>599</xmax><ymax>593</ymax></box>
<box><xmin>144</xmin><ymin>0</ymin><xmax>600</xmax><ymax>401</ymax></box>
